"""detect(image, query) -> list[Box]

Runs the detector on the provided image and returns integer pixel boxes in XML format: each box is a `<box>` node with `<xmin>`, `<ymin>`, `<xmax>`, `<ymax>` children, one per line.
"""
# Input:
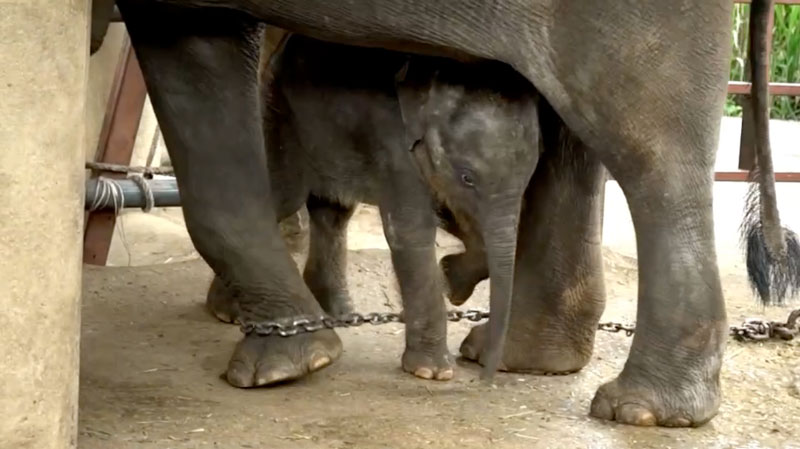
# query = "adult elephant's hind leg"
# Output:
<box><xmin>303</xmin><ymin>195</ymin><xmax>356</xmax><ymax>316</ymax></box>
<box><xmin>563</xmin><ymin>59</ymin><xmax>726</xmax><ymax>429</ymax></box>
<box><xmin>588</xmin><ymin>143</ymin><xmax>726</xmax><ymax>427</ymax></box>
<box><xmin>525</xmin><ymin>2</ymin><xmax>732</xmax><ymax>427</ymax></box>
<box><xmin>117</xmin><ymin>3</ymin><xmax>341</xmax><ymax>388</ymax></box>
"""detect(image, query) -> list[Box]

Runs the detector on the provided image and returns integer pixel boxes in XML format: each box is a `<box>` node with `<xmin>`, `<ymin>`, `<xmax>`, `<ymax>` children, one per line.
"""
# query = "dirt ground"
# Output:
<box><xmin>78</xmin><ymin>177</ymin><xmax>800</xmax><ymax>449</ymax></box>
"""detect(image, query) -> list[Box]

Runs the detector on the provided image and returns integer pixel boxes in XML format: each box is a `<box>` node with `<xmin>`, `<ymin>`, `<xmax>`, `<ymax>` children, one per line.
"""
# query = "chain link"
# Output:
<box><xmin>240</xmin><ymin>308</ymin><xmax>800</xmax><ymax>343</ymax></box>
<box><xmin>730</xmin><ymin>309</ymin><xmax>800</xmax><ymax>342</ymax></box>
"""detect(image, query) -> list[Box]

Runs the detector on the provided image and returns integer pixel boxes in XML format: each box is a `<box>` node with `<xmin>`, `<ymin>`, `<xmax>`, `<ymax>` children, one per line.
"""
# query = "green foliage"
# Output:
<box><xmin>725</xmin><ymin>4</ymin><xmax>800</xmax><ymax>120</ymax></box>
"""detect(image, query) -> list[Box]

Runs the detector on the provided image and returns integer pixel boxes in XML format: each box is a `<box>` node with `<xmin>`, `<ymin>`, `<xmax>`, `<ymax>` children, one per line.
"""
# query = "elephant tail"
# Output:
<box><xmin>741</xmin><ymin>0</ymin><xmax>800</xmax><ymax>304</ymax></box>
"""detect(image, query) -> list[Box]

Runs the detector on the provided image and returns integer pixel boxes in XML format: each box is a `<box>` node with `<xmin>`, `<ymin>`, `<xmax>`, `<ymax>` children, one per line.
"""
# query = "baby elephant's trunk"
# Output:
<box><xmin>480</xmin><ymin>193</ymin><xmax>523</xmax><ymax>380</ymax></box>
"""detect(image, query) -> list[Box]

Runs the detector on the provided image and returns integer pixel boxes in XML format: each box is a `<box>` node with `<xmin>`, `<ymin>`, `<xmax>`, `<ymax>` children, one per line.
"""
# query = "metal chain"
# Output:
<box><xmin>730</xmin><ymin>309</ymin><xmax>800</xmax><ymax>342</ymax></box>
<box><xmin>89</xmin><ymin>160</ymin><xmax>800</xmax><ymax>345</ymax></box>
<box><xmin>240</xmin><ymin>308</ymin><xmax>800</xmax><ymax>343</ymax></box>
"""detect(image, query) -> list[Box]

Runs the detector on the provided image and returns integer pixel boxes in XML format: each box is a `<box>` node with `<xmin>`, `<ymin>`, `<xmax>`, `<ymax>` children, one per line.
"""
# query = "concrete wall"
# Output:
<box><xmin>0</xmin><ymin>1</ymin><xmax>91</xmax><ymax>448</ymax></box>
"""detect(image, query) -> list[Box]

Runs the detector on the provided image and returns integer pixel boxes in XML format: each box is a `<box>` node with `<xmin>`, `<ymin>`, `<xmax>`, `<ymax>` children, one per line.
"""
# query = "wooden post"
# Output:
<box><xmin>83</xmin><ymin>35</ymin><xmax>148</xmax><ymax>265</ymax></box>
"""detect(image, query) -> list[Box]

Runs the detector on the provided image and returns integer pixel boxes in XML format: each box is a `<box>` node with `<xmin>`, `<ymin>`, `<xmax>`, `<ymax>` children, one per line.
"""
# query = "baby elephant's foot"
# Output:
<box><xmin>440</xmin><ymin>253</ymin><xmax>487</xmax><ymax>306</ymax></box>
<box><xmin>227</xmin><ymin>329</ymin><xmax>343</xmax><ymax>387</ymax></box>
<box><xmin>402</xmin><ymin>346</ymin><xmax>455</xmax><ymax>381</ymax></box>
<box><xmin>206</xmin><ymin>275</ymin><xmax>240</xmax><ymax>324</ymax></box>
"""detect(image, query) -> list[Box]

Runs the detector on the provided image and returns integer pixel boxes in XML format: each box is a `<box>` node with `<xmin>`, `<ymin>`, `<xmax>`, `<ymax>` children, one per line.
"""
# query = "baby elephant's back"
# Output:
<box><xmin>267</xmin><ymin>35</ymin><xmax>417</xmax><ymax>206</ymax></box>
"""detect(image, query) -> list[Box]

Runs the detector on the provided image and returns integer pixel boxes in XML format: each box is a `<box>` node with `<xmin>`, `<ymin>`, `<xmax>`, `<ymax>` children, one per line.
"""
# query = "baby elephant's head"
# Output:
<box><xmin>396</xmin><ymin>58</ymin><xmax>541</xmax><ymax>379</ymax></box>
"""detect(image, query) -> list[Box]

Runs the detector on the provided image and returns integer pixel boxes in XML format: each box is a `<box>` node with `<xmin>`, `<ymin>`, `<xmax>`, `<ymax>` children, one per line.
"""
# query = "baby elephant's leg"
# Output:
<box><xmin>381</xmin><ymin>189</ymin><xmax>453</xmax><ymax>380</ymax></box>
<box><xmin>303</xmin><ymin>195</ymin><xmax>356</xmax><ymax>316</ymax></box>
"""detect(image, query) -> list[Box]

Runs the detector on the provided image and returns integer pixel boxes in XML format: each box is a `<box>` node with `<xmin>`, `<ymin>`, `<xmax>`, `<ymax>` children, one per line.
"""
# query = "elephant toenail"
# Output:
<box><xmin>414</xmin><ymin>367</ymin><xmax>434</xmax><ymax>379</ymax></box>
<box><xmin>589</xmin><ymin>396</ymin><xmax>615</xmax><ymax>420</ymax></box>
<box><xmin>226</xmin><ymin>361</ymin><xmax>255</xmax><ymax>388</ymax></box>
<box><xmin>435</xmin><ymin>369</ymin><xmax>454</xmax><ymax>380</ymax></box>
<box><xmin>309</xmin><ymin>354</ymin><xmax>331</xmax><ymax>371</ymax></box>
<box><xmin>256</xmin><ymin>370</ymin><xmax>292</xmax><ymax>386</ymax></box>
<box><xmin>665</xmin><ymin>416</ymin><xmax>692</xmax><ymax>427</ymax></box>
<box><xmin>214</xmin><ymin>311</ymin><xmax>232</xmax><ymax>323</ymax></box>
<box><xmin>618</xmin><ymin>404</ymin><xmax>656</xmax><ymax>426</ymax></box>
<box><xmin>634</xmin><ymin>412</ymin><xmax>657</xmax><ymax>426</ymax></box>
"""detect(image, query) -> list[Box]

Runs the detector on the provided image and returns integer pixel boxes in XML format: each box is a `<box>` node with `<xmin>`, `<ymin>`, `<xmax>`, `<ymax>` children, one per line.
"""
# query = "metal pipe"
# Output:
<box><xmin>85</xmin><ymin>177</ymin><xmax>181</xmax><ymax>210</ymax></box>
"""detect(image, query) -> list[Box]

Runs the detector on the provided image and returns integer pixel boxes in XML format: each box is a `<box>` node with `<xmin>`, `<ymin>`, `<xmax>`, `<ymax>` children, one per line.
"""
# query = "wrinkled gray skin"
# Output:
<box><xmin>209</xmin><ymin>34</ymin><xmax>540</xmax><ymax>381</ymax></box>
<box><xmin>91</xmin><ymin>0</ymin><xmax>789</xmax><ymax>427</ymax></box>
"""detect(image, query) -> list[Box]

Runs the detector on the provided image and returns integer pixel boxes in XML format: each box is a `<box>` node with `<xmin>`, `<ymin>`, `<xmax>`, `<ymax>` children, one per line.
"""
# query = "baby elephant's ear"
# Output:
<box><xmin>395</xmin><ymin>59</ymin><xmax>435</xmax><ymax>147</ymax></box>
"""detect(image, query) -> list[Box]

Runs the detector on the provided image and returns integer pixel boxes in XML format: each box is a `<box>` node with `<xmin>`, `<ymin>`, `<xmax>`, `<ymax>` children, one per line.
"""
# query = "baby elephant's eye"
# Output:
<box><xmin>460</xmin><ymin>173</ymin><xmax>475</xmax><ymax>187</ymax></box>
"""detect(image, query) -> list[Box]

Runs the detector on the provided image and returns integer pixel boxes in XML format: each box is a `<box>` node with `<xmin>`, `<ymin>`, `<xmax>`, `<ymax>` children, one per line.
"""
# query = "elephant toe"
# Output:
<box><xmin>403</xmin><ymin>346</ymin><xmax>455</xmax><ymax>381</ymax></box>
<box><xmin>589</xmin><ymin>376</ymin><xmax>719</xmax><ymax>428</ymax></box>
<box><xmin>225</xmin><ymin>330</ymin><xmax>342</xmax><ymax>388</ymax></box>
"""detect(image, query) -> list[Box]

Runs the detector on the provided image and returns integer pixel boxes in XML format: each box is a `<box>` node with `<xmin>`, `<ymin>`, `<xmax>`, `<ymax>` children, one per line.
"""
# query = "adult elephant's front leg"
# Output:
<box><xmin>460</xmin><ymin>121</ymin><xmax>607</xmax><ymax>374</ymax></box>
<box><xmin>117</xmin><ymin>3</ymin><xmax>341</xmax><ymax>387</ymax></box>
<box><xmin>533</xmin><ymin>2</ymin><xmax>731</xmax><ymax>426</ymax></box>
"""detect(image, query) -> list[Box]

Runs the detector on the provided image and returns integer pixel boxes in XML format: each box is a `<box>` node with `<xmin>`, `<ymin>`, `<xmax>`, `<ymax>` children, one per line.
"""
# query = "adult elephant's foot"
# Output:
<box><xmin>207</xmin><ymin>277</ymin><xmax>343</xmax><ymax>387</ymax></box>
<box><xmin>589</xmin><ymin>356</ymin><xmax>722</xmax><ymax>427</ymax></box>
<box><xmin>402</xmin><ymin>345</ymin><xmax>455</xmax><ymax>381</ymax></box>
<box><xmin>206</xmin><ymin>275</ymin><xmax>240</xmax><ymax>324</ymax></box>
<box><xmin>227</xmin><ymin>329</ymin><xmax>343</xmax><ymax>387</ymax></box>
<box><xmin>303</xmin><ymin>195</ymin><xmax>356</xmax><ymax>317</ymax></box>
<box><xmin>440</xmin><ymin>252</ymin><xmax>487</xmax><ymax>306</ymax></box>
<box><xmin>458</xmin><ymin>316</ymin><xmax>594</xmax><ymax>374</ymax></box>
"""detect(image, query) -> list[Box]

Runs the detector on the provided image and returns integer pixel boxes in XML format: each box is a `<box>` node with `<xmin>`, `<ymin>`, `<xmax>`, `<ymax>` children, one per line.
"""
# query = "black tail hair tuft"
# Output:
<box><xmin>741</xmin><ymin>182</ymin><xmax>800</xmax><ymax>305</ymax></box>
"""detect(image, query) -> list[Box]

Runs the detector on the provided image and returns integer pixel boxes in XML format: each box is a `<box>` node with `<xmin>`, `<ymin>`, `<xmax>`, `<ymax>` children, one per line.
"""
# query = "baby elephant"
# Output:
<box><xmin>210</xmin><ymin>34</ymin><xmax>541</xmax><ymax>380</ymax></box>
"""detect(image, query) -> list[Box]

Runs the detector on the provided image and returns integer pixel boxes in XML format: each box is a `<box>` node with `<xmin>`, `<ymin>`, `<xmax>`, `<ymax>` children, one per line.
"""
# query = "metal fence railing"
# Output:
<box><xmin>717</xmin><ymin>0</ymin><xmax>800</xmax><ymax>182</ymax></box>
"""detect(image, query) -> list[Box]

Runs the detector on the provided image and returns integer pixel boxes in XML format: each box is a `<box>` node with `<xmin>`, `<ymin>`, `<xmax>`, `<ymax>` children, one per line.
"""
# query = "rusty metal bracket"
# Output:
<box><xmin>83</xmin><ymin>34</ymin><xmax>148</xmax><ymax>265</ymax></box>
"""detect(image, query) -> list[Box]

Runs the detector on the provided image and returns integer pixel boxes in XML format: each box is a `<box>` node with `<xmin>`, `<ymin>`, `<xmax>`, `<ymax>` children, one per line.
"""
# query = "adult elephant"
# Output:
<box><xmin>90</xmin><ymin>0</ymin><xmax>796</xmax><ymax>428</ymax></box>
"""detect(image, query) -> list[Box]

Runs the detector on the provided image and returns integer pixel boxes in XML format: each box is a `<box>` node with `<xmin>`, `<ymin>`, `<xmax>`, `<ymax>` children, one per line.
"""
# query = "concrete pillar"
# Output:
<box><xmin>0</xmin><ymin>1</ymin><xmax>90</xmax><ymax>449</ymax></box>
